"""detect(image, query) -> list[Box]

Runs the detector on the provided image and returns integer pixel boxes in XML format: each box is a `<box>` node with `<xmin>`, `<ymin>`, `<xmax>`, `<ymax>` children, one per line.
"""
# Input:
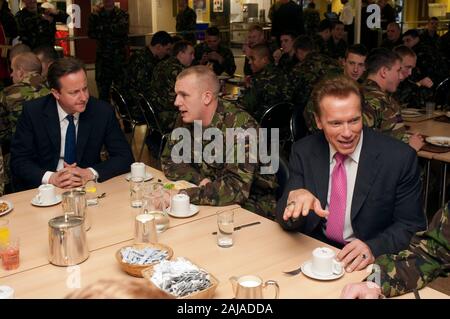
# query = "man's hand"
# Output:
<box><xmin>273</xmin><ymin>49</ymin><xmax>282</xmax><ymax>65</ymax></box>
<box><xmin>48</xmin><ymin>169</ymin><xmax>74</xmax><ymax>189</ymax></box>
<box><xmin>207</xmin><ymin>51</ymin><xmax>224</xmax><ymax>64</ymax></box>
<box><xmin>337</xmin><ymin>239</ymin><xmax>374</xmax><ymax>272</ymax></box>
<box><xmin>199</xmin><ymin>178</ymin><xmax>211</xmax><ymax>187</ymax></box>
<box><xmin>418</xmin><ymin>77</ymin><xmax>433</xmax><ymax>88</ymax></box>
<box><xmin>200</xmin><ymin>52</ymin><xmax>209</xmax><ymax>65</ymax></box>
<box><xmin>63</xmin><ymin>162</ymin><xmax>95</xmax><ymax>186</ymax></box>
<box><xmin>41</xmin><ymin>13</ymin><xmax>54</xmax><ymax>23</ymax></box>
<box><xmin>408</xmin><ymin>132</ymin><xmax>424</xmax><ymax>152</ymax></box>
<box><xmin>341</xmin><ymin>282</ymin><xmax>382</xmax><ymax>299</ymax></box>
<box><xmin>283</xmin><ymin>189</ymin><xmax>329</xmax><ymax>221</ymax></box>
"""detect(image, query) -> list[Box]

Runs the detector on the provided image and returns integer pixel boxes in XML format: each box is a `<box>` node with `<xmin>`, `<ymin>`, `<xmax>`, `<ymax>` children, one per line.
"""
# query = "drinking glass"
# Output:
<box><xmin>217</xmin><ymin>209</ymin><xmax>236</xmax><ymax>248</ymax></box>
<box><xmin>130</xmin><ymin>177</ymin><xmax>144</xmax><ymax>208</ymax></box>
<box><xmin>84</xmin><ymin>180</ymin><xmax>98</xmax><ymax>206</ymax></box>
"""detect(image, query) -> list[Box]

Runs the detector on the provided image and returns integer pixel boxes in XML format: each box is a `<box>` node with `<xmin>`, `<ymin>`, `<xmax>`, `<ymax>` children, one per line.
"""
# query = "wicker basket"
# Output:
<box><xmin>141</xmin><ymin>258</ymin><xmax>219</xmax><ymax>299</ymax></box>
<box><xmin>115</xmin><ymin>243</ymin><xmax>173</xmax><ymax>278</ymax></box>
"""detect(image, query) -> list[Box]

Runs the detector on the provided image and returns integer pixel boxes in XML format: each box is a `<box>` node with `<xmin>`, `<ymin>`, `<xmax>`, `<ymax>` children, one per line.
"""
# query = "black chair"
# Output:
<box><xmin>290</xmin><ymin>106</ymin><xmax>309</xmax><ymax>142</ymax></box>
<box><xmin>434</xmin><ymin>77</ymin><xmax>450</xmax><ymax>109</ymax></box>
<box><xmin>275</xmin><ymin>155</ymin><xmax>290</xmax><ymax>200</ymax></box>
<box><xmin>137</xmin><ymin>93</ymin><xmax>167</xmax><ymax>161</ymax></box>
<box><xmin>260</xmin><ymin>102</ymin><xmax>294</xmax><ymax>157</ymax></box>
<box><xmin>110</xmin><ymin>86</ymin><xmax>144</xmax><ymax>147</ymax></box>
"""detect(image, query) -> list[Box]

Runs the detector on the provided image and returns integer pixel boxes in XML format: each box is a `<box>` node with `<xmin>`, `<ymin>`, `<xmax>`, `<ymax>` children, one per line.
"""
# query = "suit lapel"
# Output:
<box><xmin>351</xmin><ymin>129</ymin><xmax>381</xmax><ymax>220</ymax></box>
<box><xmin>76</xmin><ymin>99</ymin><xmax>93</xmax><ymax>162</ymax></box>
<box><xmin>43</xmin><ymin>96</ymin><xmax>61</xmax><ymax>165</ymax></box>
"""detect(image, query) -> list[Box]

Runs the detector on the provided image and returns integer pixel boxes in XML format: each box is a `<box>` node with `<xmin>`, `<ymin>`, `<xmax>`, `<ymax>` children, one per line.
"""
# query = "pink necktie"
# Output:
<box><xmin>326</xmin><ymin>153</ymin><xmax>347</xmax><ymax>245</ymax></box>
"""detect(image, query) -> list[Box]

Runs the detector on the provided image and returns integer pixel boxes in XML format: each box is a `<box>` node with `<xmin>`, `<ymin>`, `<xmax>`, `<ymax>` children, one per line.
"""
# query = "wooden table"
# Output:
<box><xmin>1</xmin><ymin>166</ymin><xmax>448</xmax><ymax>299</ymax></box>
<box><xmin>405</xmin><ymin>116</ymin><xmax>450</xmax><ymax>210</ymax></box>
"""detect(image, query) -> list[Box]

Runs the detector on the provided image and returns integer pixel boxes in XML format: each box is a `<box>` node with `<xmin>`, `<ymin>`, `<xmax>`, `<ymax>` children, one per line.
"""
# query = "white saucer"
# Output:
<box><xmin>0</xmin><ymin>200</ymin><xmax>13</xmax><ymax>216</ymax></box>
<box><xmin>31</xmin><ymin>195</ymin><xmax>62</xmax><ymax>207</ymax></box>
<box><xmin>425</xmin><ymin>136</ymin><xmax>450</xmax><ymax>147</ymax></box>
<box><xmin>125</xmin><ymin>173</ymin><xmax>153</xmax><ymax>182</ymax></box>
<box><xmin>167</xmin><ymin>204</ymin><xmax>199</xmax><ymax>218</ymax></box>
<box><xmin>301</xmin><ymin>260</ymin><xmax>345</xmax><ymax>281</ymax></box>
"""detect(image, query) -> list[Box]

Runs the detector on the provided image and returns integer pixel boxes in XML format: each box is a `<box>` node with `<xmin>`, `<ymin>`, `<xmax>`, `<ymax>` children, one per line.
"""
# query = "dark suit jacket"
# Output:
<box><xmin>276</xmin><ymin>127</ymin><xmax>426</xmax><ymax>257</ymax></box>
<box><xmin>10</xmin><ymin>94</ymin><xmax>134</xmax><ymax>191</ymax></box>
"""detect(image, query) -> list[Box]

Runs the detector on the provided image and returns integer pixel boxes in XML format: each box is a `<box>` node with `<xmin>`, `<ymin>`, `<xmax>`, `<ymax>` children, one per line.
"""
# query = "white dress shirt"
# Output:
<box><xmin>42</xmin><ymin>102</ymin><xmax>98</xmax><ymax>184</ymax></box>
<box><xmin>323</xmin><ymin>131</ymin><xmax>364</xmax><ymax>242</ymax></box>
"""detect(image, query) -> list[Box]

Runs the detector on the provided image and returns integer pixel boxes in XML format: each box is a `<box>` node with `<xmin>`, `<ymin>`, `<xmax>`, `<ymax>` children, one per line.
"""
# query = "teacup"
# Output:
<box><xmin>311</xmin><ymin>247</ymin><xmax>343</xmax><ymax>277</ymax></box>
<box><xmin>36</xmin><ymin>184</ymin><xmax>56</xmax><ymax>204</ymax></box>
<box><xmin>131</xmin><ymin>162</ymin><xmax>146</xmax><ymax>179</ymax></box>
<box><xmin>170</xmin><ymin>193</ymin><xmax>190</xmax><ymax>216</ymax></box>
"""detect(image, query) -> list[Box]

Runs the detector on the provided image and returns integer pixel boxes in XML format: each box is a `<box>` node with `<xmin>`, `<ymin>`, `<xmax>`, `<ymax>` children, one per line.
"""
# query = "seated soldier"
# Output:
<box><xmin>342</xmin><ymin>202</ymin><xmax>449</xmax><ymax>299</ymax></box>
<box><xmin>161</xmin><ymin>66</ymin><xmax>278</xmax><ymax>219</ymax></box>
<box><xmin>243</xmin><ymin>24</ymin><xmax>277</xmax><ymax>76</ymax></box>
<box><xmin>361</xmin><ymin>48</ymin><xmax>424</xmax><ymax>152</ymax></box>
<box><xmin>273</xmin><ymin>30</ymin><xmax>298</xmax><ymax>71</ymax></box>
<box><xmin>380</xmin><ymin>22</ymin><xmax>403</xmax><ymax>50</ymax></box>
<box><xmin>194</xmin><ymin>26</ymin><xmax>236</xmax><ymax>76</ymax></box>
<box><xmin>239</xmin><ymin>44</ymin><xmax>293</xmax><ymax>120</ymax></box>
<box><xmin>33</xmin><ymin>45</ymin><xmax>59</xmax><ymax>79</ymax></box>
<box><xmin>149</xmin><ymin>40</ymin><xmax>195</xmax><ymax>133</ymax></box>
<box><xmin>420</xmin><ymin>17</ymin><xmax>440</xmax><ymax>49</ymax></box>
<box><xmin>312</xmin><ymin>19</ymin><xmax>332</xmax><ymax>55</ymax></box>
<box><xmin>291</xmin><ymin>35</ymin><xmax>341</xmax><ymax>114</ymax></box>
<box><xmin>326</xmin><ymin>21</ymin><xmax>348</xmax><ymax>61</ymax></box>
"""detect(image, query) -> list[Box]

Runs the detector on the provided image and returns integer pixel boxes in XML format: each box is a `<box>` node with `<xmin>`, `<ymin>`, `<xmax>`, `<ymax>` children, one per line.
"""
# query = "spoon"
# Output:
<box><xmin>97</xmin><ymin>192</ymin><xmax>106</xmax><ymax>199</ymax></box>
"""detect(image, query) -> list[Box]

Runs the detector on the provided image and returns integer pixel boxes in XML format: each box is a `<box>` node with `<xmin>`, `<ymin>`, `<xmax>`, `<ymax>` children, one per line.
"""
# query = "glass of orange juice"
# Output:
<box><xmin>84</xmin><ymin>180</ymin><xmax>98</xmax><ymax>206</ymax></box>
<box><xmin>0</xmin><ymin>219</ymin><xmax>9</xmax><ymax>246</ymax></box>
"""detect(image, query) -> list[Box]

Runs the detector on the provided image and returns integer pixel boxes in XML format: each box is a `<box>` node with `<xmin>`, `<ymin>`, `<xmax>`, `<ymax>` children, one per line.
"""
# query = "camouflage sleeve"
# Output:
<box><xmin>239</xmin><ymin>81</ymin><xmax>258</xmax><ymax>116</ymax></box>
<box><xmin>110</xmin><ymin>11</ymin><xmax>129</xmax><ymax>38</ymax></box>
<box><xmin>184</xmin><ymin>113</ymin><xmax>259</xmax><ymax>206</ymax></box>
<box><xmin>160</xmin><ymin>132</ymin><xmax>204</xmax><ymax>185</ymax></box>
<box><xmin>303</xmin><ymin>99</ymin><xmax>318</xmax><ymax>133</ymax></box>
<box><xmin>221</xmin><ymin>49</ymin><xmax>236</xmax><ymax>76</ymax></box>
<box><xmin>369</xmin><ymin>204</ymin><xmax>450</xmax><ymax>297</ymax></box>
<box><xmin>0</xmin><ymin>93</ymin><xmax>11</xmax><ymax>145</ymax></box>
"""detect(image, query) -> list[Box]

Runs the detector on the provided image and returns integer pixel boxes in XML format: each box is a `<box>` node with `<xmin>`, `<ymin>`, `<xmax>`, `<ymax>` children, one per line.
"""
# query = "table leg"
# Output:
<box><xmin>424</xmin><ymin>160</ymin><xmax>431</xmax><ymax>214</ymax></box>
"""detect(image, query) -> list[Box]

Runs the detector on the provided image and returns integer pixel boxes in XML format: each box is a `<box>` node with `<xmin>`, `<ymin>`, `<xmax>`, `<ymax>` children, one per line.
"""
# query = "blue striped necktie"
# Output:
<box><xmin>64</xmin><ymin>114</ymin><xmax>76</xmax><ymax>164</ymax></box>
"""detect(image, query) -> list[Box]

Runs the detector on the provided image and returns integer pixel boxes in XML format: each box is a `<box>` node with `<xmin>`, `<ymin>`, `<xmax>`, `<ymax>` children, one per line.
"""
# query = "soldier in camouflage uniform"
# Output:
<box><xmin>0</xmin><ymin>52</ymin><xmax>49</xmax><ymax>189</ymax></box>
<box><xmin>121</xmin><ymin>31</ymin><xmax>173</xmax><ymax>121</ymax></box>
<box><xmin>273</xmin><ymin>30</ymin><xmax>298</xmax><ymax>72</ymax></box>
<box><xmin>161</xmin><ymin>66</ymin><xmax>278</xmax><ymax>218</ymax></box>
<box><xmin>303</xmin><ymin>44</ymin><xmax>367</xmax><ymax>133</ymax></box>
<box><xmin>342</xmin><ymin>202</ymin><xmax>449</xmax><ymax>298</ymax></box>
<box><xmin>326</xmin><ymin>21</ymin><xmax>348</xmax><ymax>60</ymax></box>
<box><xmin>393</xmin><ymin>45</ymin><xmax>434</xmax><ymax>108</ymax></box>
<box><xmin>361</xmin><ymin>49</ymin><xmax>419</xmax><ymax>148</ymax></box>
<box><xmin>291</xmin><ymin>36</ymin><xmax>341</xmax><ymax>122</ymax></box>
<box><xmin>15</xmin><ymin>0</ymin><xmax>68</xmax><ymax>49</ymax></box>
<box><xmin>149</xmin><ymin>41</ymin><xmax>194</xmax><ymax>133</ymax></box>
<box><xmin>240</xmin><ymin>44</ymin><xmax>292</xmax><ymax>121</ymax></box>
<box><xmin>176</xmin><ymin>0</ymin><xmax>197</xmax><ymax>45</ymax></box>
<box><xmin>311</xmin><ymin>19</ymin><xmax>332</xmax><ymax>56</ymax></box>
<box><xmin>194</xmin><ymin>27</ymin><xmax>235</xmax><ymax>76</ymax></box>
<box><xmin>88</xmin><ymin>0</ymin><xmax>129</xmax><ymax>101</ymax></box>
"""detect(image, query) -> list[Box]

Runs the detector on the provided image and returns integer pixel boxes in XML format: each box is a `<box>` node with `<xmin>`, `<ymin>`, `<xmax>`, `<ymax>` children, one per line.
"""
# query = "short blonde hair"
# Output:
<box><xmin>65</xmin><ymin>279</ymin><xmax>173</xmax><ymax>299</ymax></box>
<box><xmin>177</xmin><ymin>65</ymin><xmax>220</xmax><ymax>96</ymax></box>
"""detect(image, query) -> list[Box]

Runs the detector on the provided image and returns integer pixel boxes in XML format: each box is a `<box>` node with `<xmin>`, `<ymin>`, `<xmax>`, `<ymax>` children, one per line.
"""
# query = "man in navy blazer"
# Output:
<box><xmin>277</xmin><ymin>75</ymin><xmax>426</xmax><ymax>273</ymax></box>
<box><xmin>10</xmin><ymin>57</ymin><xmax>134</xmax><ymax>191</ymax></box>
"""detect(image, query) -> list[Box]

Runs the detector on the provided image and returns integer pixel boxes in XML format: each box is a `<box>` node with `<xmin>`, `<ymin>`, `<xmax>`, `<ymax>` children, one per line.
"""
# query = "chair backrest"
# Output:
<box><xmin>290</xmin><ymin>106</ymin><xmax>309</xmax><ymax>142</ymax></box>
<box><xmin>110</xmin><ymin>86</ymin><xmax>132</xmax><ymax>121</ymax></box>
<box><xmin>434</xmin><ymin>77</ymin><xmax>450</xmax><ymax>108</ymax></box>
<box><xmin>137</xmin><ymin>93</ymin><xmax>163</xmax><ymax>133</ymax></box>
<box><xmin>275</xmin><ymin>155</ymin><xmax>290</xmax><ymax>200</ymax></box>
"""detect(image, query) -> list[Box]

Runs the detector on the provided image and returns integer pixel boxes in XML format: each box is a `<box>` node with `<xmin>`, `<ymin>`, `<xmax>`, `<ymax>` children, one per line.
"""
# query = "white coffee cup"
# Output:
<box><xmin>0</xmin><ymin>286</ymin><xmax>14</xmax><ymax>299</ymax></box>
<box><xmin>131</xmin><ymin>162</ymin><xmax>146</xmax><ymax>179</ymax></box>
<box><xmin>170</xmin><ymin>193</ymin><xmax>190</xmax><ymax>216</ymax></box>
<box><xmin>37</xmin><ymin>184</ymin><xmax>56</xmax><ymax>204</ymax></box>
<box><xmin>311</xmin><ymin>247</ymin><xmax>343</xmax><ymax>277</ymax></box>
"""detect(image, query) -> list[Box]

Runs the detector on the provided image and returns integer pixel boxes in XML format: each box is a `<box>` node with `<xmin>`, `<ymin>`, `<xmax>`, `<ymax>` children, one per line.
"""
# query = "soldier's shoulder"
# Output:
<box><xmin>222</xmin><ymin>102</ymin><xmax>258</xmax><ymax>127</ymax></box>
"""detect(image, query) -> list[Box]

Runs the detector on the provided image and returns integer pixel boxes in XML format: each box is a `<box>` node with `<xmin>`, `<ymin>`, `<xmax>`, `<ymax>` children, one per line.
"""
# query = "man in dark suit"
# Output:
<box><xmin>276</xmin><ymin>75</ymin><xmax>426</xmax><ymax>273</ymax></box>
<box><xmin>10</xmin><ymin>57</ymin><xmax>134</xmax><ymax>191</ymax></box>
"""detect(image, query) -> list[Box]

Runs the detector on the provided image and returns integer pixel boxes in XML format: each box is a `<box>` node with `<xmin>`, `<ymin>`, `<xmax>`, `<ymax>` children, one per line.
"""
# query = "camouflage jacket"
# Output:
<box><xmin>277</xmin><ymin>53</ymin><xmax>298</xmax><ymax>72</ymax></box>
<box><xmin>176</xmin><ymin>7</ymin><xmax>197</xmax><ymax>32</ymax></box>
<box><xmin>121</xmin><ymin>47</ymin><xmax>161</xmax><ymax>109</ymax></box>
<box><xmin>0</xmin><ymin>73</ymin><xmax>49</xmax><ymax>146</ymax></box>
<box><xmin>161</xmin><ymin>100</ymin><xmax>278</xmax><ymax>218</ymax></box>
<box><xmin>362</xmin><ymin>79</ymin><xmax>406</xmax><ymax>141</ymax></box>
<box><xmin>15</xmin><ymin>7</ymin><xmax>68</xmax><ymax>49</ymax></box>
<box><xmin>88</xmin><ymin>7</ymin><xmax>129</xmax><ymax>53</ymax></box>
<box><xmin>194</xmin><ymin>43</ymin><xmax>236</xmax><ymax>76</ymax></box>
<box><xmin>312</xmin><ymin>34</ymin><xmax>329</xmax><ymax>55</ymax></box>
<box><xmin>240</xmin><ymin>63</ymin><xmax>293</xmax><ymax>120</ymax></box>
<box><xmin>412</xmin><ymin>42</ymin><xmax>449</xmax><ymax>85</ymax></box>
<box><xmin>326</xmin><ymin>38</ymin><xmax>348</xmax><ymax>60</ymax></box>
<box><xmin>394</xmin><ymin>79</ymin><xmax>433</xmax><ymax>109</ymax></box>
<box><xmin>149</xmin><ymin>56</ymin><xmax>185</xmax><ymax>133</ymax></box>
<box><xmin>291</xmin><ymin>52</ymin><xmax>342</xmax><ymax>110</ymax></box>
<box><xmin>370</xmin><ymin>203</ymin><xmax>449</xmax><ymax>297</ymax></box>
